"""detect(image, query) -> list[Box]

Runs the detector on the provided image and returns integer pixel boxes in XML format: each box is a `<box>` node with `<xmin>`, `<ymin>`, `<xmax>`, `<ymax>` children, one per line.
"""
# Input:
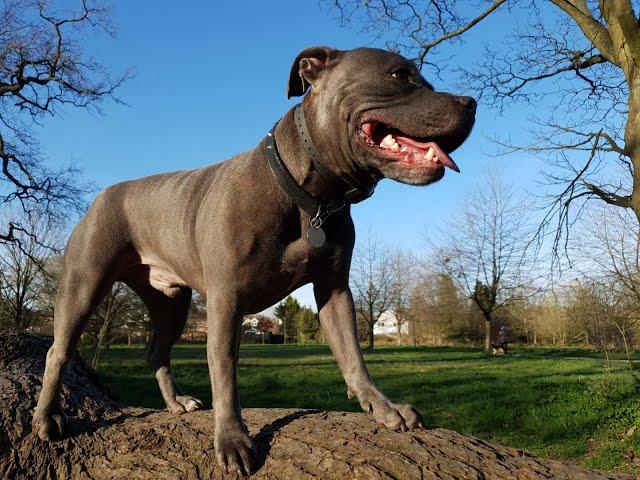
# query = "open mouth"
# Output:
<box><xmin>359</xmin><ymin>121</ymin><xmax>460</xmax><ymax>173</ymax></box>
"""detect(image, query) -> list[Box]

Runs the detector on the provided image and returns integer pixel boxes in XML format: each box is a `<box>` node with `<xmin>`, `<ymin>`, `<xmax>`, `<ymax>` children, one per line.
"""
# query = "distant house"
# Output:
<box><xmin>242</xmin><ymin>316</ymin><xmax>260</xmax><ymax>331</ymax></box>
<box><xmin>241</xmin><ymin>315</ymin><xmax>283</xmax><ymax>344</ymax></box>
<box><xmin>183</xmin><ymin>313</ymin><xmax>282</xmax><ymax>343</ymax></box>
<box><xmin>373</xmin><ymin>310</ymin><xmax>408</xmax><ymax>337</ymax></box>
<box><xmin>242</xmin><ymin>315</ymin><xmax>281</xmax><ymax>334</ymax></box>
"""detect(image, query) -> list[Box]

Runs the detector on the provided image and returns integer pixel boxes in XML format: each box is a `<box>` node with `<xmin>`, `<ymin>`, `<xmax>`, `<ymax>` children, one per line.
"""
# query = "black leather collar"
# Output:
<box><xmin>265</xmin><ymin>120</ymin><xmax>345</xmax><ymax>232</ymax></box>
<box><xmin>265</xmin><ymin>105</ymin><xmax>377</xmax><ymax>245</ymax></box>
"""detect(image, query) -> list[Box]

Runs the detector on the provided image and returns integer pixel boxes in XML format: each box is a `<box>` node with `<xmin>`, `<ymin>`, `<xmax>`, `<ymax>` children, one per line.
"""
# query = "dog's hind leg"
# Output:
<box><xmin>127</xmin><ymin>280</ymin><xmax>203</xmax><ymax>413</ymax></box>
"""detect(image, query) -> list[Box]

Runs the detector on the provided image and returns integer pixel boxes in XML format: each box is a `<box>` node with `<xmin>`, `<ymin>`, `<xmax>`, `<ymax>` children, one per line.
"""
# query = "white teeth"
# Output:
<box><xmin>381</xmin><ymin>134</ymin><xmax>401</xmax><ymax>151</ymax></box>
<box><xmin>401</xmin><ymin>147</ymin><xmax>408</xmax><ymax>152</ymax></box>
<box><xmin>424</xmin><ymin>146</ymin><xmax>435</xmax><ymax>162</ymax></box>
<box><xmin>381</xmin><ymin>134</ymin><xmax>399</xmax><ymax>150</ymax></box>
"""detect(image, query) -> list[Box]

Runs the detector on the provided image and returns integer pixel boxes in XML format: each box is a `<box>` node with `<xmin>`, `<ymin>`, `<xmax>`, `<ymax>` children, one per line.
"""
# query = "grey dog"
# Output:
<box><xmin>33</xmin><ymin>46</ymin><xmax>475</xmax><ymax>475</ymax></box>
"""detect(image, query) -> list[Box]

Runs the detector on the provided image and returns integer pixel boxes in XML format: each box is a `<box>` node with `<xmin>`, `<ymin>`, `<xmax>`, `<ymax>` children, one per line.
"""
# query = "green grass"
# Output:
<box><xmin>82</xmin><ymin>343</ymin><xmax>640</xmax><ymax>474</ymax></box>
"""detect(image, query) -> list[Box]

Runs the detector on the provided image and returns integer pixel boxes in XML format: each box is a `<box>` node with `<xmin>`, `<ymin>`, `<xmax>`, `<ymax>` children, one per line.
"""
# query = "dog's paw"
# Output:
<box><xmin>214</xmin><ymin>424</ymin><xmax>254</xmax><ymax>476</ymax></box>
<box><xmin>32</xmin><ymin>411</ymin><xmax>66</xmax><ymax>441</ymax></box>
<box><xmin>359</xmin><ymin>391</ymin><xmax>424</xmax><ymax>431</ymax></box>
<box><xmin>176</xmin><ymin>395</ymin><xmax>204</xmax><ymax>413</ymax></box>
<box><xmin>166</xmin><ymin>395</ymin><xmax>204</xmax><ymax>414</ymax></box>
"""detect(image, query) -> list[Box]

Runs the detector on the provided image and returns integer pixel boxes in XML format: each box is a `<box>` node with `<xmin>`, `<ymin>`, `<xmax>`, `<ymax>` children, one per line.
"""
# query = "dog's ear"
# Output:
<box><xmin>287</xmin><ymin>46</ymin><xmax>342</xmax><ymax>99</ymax></box>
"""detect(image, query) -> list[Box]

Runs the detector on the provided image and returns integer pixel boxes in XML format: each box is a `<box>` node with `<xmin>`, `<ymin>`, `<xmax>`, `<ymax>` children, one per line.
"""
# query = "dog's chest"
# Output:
<box><xmin>279</xmin><ymin>238</ymin><xmax>343</xmax><ymax>286</ymax></box>
<box><xmin>237</xmin><ymin>238</ymin><xmax>344</xmax><ymax>314</ymax></box>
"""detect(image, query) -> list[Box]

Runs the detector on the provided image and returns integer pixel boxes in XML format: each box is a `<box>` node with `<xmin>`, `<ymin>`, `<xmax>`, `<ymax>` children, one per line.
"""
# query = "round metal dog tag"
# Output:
<box><xmin>306</xmin><ymin>225</ymin><xmax>326</xmax><ymax>247</ymax></box>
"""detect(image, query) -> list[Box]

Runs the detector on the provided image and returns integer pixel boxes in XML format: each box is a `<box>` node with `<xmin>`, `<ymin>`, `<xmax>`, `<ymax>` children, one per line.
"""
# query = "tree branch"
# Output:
<box><xmin>598</xmin><ymin>0</ymin><xmax>640</xmax><ymax>64</ymax></box>
<box><xmin>582</xmin><ymin>180</ymin><xmax>632</xmax><ymax>207</ymax></box>
<box><xmin>0</xmin><ymin>0</ymin><xmax>128</xmax><ymax>249</ymax></box>
<box><xmin>549</xmin><ymin>0</ymin><xmax>616</xmax><ymax>62</ymax></box>
<box><xmin>415</xmin><ymin>0</ymin><xmax>509</xmax><ymax>66</ymax></box>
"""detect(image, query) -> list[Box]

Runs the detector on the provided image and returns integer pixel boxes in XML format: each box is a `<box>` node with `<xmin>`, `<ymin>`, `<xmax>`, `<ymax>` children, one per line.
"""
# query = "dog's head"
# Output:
<box><xmin>288</xmin><ymin>47</ymin><xmax>476</xmax><ymax>187</ymax></box>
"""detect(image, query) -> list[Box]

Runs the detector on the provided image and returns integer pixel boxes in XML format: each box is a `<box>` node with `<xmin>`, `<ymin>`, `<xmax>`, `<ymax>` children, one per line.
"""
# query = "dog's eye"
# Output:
<box><xmin>390</xmin><ymin>68</ymin><xmax>411</xmax><ymax>82</ymax></box>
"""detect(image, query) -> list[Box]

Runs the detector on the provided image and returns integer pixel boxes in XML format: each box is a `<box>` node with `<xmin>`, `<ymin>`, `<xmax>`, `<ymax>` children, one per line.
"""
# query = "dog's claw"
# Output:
<box><xmin>166</xmin><ymin>395</ymin><xmax>204</xmax><ymax>414</ymax></box>
<box><xmin>356</xmin><ymin>389</ymin><xmax>424</xmax><ymax>432</ymax></box>
<box><xmin>33</xmin><ymin>411</ymin><xmax>66</xmax><ymax>441</ymax></box>
<box><xmin>215</xmin><ymin>426</ymin><xmax>254</xmax><ymax>477</ymax></box>
<box><xmin>176</xmin><ymin>395</ymin><xmax>203</xmax><ymax>413</ymax></box>
<box><xmin>396</xmin><ymin>403</ymin><xmax>424</xmax><ymax>430</ymax></box>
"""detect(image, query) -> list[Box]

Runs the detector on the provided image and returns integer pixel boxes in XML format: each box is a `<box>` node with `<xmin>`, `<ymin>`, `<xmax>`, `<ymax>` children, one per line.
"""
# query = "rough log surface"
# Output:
<box><xmin>0</xmin><ymin>334</ymin><xmax>633</xmax><ymax>479</ymax></box>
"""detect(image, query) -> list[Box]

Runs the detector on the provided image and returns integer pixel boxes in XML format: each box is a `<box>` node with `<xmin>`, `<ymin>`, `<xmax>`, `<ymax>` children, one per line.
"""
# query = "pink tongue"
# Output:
<box><xmin>395</xmin><ymin>135</ymin><xmax>460</xmax><ymax>173</ymax></box>
<box><xmin>431</xmin><ymin>145</ymin><xmax>460</xmax><ymax>173</ymax></box>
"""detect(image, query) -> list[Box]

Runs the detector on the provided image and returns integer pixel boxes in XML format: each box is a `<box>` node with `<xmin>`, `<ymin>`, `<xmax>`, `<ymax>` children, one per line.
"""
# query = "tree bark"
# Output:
<box><xmin>484</xmin><ymin>316</ymin><xmax>492</xmax><ymax>352</ymax></box>
<box><xmin>0</xmin><ymin>334</ymin><xmax>631</xmax><ymax>480</ymax></box>
<box><xmin>367</xmin><ymin>320</ymin><xmax>374</xmax><ymax>352</ymax></box>
<box><xmin>367</xmin><ymin>302</ymin><xmax>375</xmax><ymax>352</ymax></box>
<box><xmin>627</xmin><ymin>82</ymin><xmax>640</xmax><ymax>221</ymax></box>
<box><xmin>411</xmin><ymin>316</ymin><xmax>417</xmax><ymax>346</ymax></box>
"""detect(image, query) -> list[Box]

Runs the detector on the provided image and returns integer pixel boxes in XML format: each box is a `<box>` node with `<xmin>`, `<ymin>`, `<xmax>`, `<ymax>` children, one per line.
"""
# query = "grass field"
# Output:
<box><xmin>82</xmin><ymin>343</ymin><xmax>640</xmax><ymax>474</ymax></box>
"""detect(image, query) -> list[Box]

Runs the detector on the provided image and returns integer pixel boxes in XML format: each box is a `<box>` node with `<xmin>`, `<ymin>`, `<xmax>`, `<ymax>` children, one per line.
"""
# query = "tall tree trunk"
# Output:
<box><xmin>15</xmin><ymin>302</ymin><xmax>23</xmax><ymax>332</ymax></box>
<box><xmin>367</xmin><ymin>304</ymin><xmax>375</xmax><ymax>352</ymax></box>
<box><xmin>484</xmin><ymin>314</ymin><xmax>492</xmax><ymax>353</ymax></box>
<box><xmin>412</xmin><ymin>317</ymin><xmax>417</xmax><ymax>346</ymax></box>
<box><xmin>628</xmin><ymin>82</ymin><xmax>640</xmax><ymax>221</ymax></box>
<box><xmin>91</xmin><ymin>344</ymin><xmax>102</xmax><ymax>369</ymax></box>
<box><xmin>91</xmin><ymin>316</ymin><xmax>111</xmax><ymax>369</ymax></box>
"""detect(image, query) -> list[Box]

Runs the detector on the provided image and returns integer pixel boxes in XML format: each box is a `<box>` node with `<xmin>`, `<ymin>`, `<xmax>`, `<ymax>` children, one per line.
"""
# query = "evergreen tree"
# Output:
<box><xmin>274</xmin><ymin>296</ymin><xmax>301</xmax><ymax>343</ymax></box>
<box><xmin>295</xmin><ymin>308</ymin><xmax>320</xmax><ymax>343</ymax></box>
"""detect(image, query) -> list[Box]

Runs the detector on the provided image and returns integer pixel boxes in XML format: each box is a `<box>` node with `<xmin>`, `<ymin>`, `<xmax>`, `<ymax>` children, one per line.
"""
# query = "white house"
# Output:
<box><xmin>242</xmin><ymin>316</ymin><xmax>260</xmax><ymax>329</ymax></box>
<box><xmin>373</xmin><ymin>310</ymin><xmax>408</xmax><ymax>337</ymax></box>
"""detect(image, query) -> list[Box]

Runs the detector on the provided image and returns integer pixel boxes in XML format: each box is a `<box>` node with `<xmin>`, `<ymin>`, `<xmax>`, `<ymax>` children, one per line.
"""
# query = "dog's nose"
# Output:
<box><xmin>455</xmin><ymin>96</ymin><xmax>477</xmax><ymax>113</ymax></box>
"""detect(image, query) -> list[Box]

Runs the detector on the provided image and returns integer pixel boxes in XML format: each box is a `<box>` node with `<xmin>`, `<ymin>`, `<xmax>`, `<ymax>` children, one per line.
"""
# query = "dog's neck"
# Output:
<box><xmin>272</xmin><ymin>108</ymin><xmax>345</xmax><ymax>206</ymax></box>
<box><xmin>272</xmin><ymin>106</ymin><xmax>376</xmax><ymax>207</ymax></box>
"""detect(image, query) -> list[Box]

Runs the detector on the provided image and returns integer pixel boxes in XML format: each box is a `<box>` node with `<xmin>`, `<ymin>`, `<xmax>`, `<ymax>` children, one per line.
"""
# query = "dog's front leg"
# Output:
<box><xmin>314</xmin><ymin>281</ymin><xmax>424</xmax><ymax>431</ymax></box>
<box><xmin>206</xmin><ymin>291</ymin><xmax>253</xmax><ymax>475</ymax></box>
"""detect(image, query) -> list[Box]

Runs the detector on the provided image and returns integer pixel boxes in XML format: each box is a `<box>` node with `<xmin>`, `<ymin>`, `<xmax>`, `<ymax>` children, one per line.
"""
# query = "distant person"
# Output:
<box><xmin>492</xmin><ymin>324</ymin><xmax>509</xmax><ymax>355</ymax></box>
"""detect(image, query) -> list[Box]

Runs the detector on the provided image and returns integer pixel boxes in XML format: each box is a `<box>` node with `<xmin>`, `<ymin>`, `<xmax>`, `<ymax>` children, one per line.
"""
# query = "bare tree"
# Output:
<box><xmin>325</xmin><ymin>0</ymin><xmax>640</xmax><ymax>258</ymax></box>
<box><xmin>574</xmin><ymin>206</ymin><xmax>640</xmax><ymax>348</ymax></box>
<box><xmin>406</xmin><ymin>272</ymin><xmax>467</xmax><ymax>345</ymax></box>
<box><xmin>0</xmin><ymin>213</ymin><xmax>59</xmax><ymax>332</ymax></box>
<box><xmin>431</xmin><ymin>272</ymin><xmax>473</xmax><ymax>343</ymax></box>
<box><xmin>586</xmin><ymin>206</ymin><xmax>640</xmax><ymax>302</ymax></box>
<box><xmin>433</xmin><ymin>171</ymin><xmax>534</xmax><ymax>352</ymax></box>
<box><xmin>351</xmin><ymin>235</ymin><xmax>394</xmax><ymax>351</ymax></box>
<box><xmin>562</xmin><ymin>279</ymin><xmax>632</xmax><ymax>350</ymax></box>
<box><xmin>543</xmin><ymin>287</ymin><xmax>570</xmax><ymax>346</ymax></box>
<box><xmin>389</xmin><ymin>248</ymin><xmax>416</xmax><ymax>345</ymax></box>
<box><xmin>0</xmin><ymin>0</ymin><xmax>130</xmax><ymax>249</ymax></box>
<box><xmin>86</xmin><ymin>282</ymin><xmax>145</xmax><ymax>368</ymax></box>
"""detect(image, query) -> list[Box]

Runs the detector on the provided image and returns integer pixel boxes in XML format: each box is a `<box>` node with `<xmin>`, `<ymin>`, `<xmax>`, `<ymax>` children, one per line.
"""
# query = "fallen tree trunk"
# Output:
<box><xmin>0</xmin><ymin>334</ymin><xmax>632</xmax><ymax>479</ymax></box>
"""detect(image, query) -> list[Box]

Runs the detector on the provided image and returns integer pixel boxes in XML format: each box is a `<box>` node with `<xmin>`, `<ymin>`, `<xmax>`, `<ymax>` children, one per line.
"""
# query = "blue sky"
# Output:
<box><xmin>38</xmin><ymin>1</ymin><xmax>544</xmax><ymax>309</ymax></box>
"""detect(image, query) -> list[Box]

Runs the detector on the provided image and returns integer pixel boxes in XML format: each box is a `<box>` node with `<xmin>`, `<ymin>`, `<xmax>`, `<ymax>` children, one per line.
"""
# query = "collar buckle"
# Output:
<box><xmin>310</xmin><ymin>206</ymin><xmax>326</xmax><ymax>229</ymax></box>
